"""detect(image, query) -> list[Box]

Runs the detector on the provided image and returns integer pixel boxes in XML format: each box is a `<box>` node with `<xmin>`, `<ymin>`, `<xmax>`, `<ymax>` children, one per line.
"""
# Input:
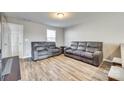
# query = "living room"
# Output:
<box><xmin>0</xmin><ymin>12</ymin><xmax>124</xmax><ymax>81</ymax></box>
<box><xmin>1</xmin><ymin>0</ymin><xmax>124</xmax><ymax>93</ymax></box>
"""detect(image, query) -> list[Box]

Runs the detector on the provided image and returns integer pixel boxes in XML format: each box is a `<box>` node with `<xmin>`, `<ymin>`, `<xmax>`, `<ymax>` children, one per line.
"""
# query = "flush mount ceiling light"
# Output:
<box><xmin>56</xmin><ymin>13</ymin><xmax>64</xmax><ymax>18</ymax></box>
<box><xmin>49</xmin><ymin>12</ymin><xmax>72</xmax><ymax>20</ymax></box>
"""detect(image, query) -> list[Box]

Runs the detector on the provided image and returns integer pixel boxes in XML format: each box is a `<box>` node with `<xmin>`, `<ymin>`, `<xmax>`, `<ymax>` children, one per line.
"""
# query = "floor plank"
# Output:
<box><xmin>20</xmin><ymin>54</ymin><xmax>111</xmax><ymax>81</ymax></box>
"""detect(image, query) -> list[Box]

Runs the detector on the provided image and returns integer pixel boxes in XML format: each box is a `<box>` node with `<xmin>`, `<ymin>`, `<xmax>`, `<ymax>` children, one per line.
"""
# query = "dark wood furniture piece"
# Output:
<box><xmin>108</xmin><ymin>77</ymin><xmax>118</xmax><ymax>81</ymax></box>
<box><xmin>1</xmin><ymin>56</ymin><xmax>21</xmax><ymax>81</ymax></box>
<box><xmin>60</xmin><ymin>46</ymin><xmax>65</xmax><ymax>54</ymax></box>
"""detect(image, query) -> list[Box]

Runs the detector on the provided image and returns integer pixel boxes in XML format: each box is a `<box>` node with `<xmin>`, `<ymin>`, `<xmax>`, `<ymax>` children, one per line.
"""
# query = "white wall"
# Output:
<box><xmin>64</xmin><ymin>13</ymin><xmax>124</xmax><ymax>46</ymax></box>
<box><xmin>7</xmin><ymin>17</ymin><xmax>64</xmax><ymax>58</ymax></box>
<box><xmin>64</xmin><ymin>13</ymin><xmax>124</xmax><ymax>58</ymax></box>
<box><xmin>0</xmin><ymin>14</ymin><xmax>1</xmax><ymax>50</ymax></box>
<box><xmin>0</xmin><ymin>22</ymin><xmax>1</xmax><ymax>49</ymax></box>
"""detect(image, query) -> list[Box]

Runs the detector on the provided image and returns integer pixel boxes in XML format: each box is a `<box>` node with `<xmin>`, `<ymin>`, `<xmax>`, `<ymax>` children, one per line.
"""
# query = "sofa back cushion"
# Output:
<box><xmin>70</xmin><ymin>42</ymin><xmax>78</xmax><ymax>50</ymax></box>
<box><xmin>31</xmin><ymin>42</ymin><xmax>56</xmax><ymax>51</ymax></box>
<box><xmin>77</xmin><ymin>42</ymin><xmax>86</xmax><ymax>51</ymax></box>
<box><xmin>86</xmin><ymin>42</ymin><xmax>102</xmax><ymax>53</ymax></box>
<box><xmin>86</xmin><ymin>47</ymin><xmax>99</xmax><ymax>53</ymax></box>
<box><xmin>32</xmin><ymin>42</ymin><xmax>46</xmax><ymax>47</ymax></box>
<box><xmin>47</xmin><ymin>42</ymin><xmax>56</xmax><ymax>48</ymax></box>
<box><xmin>87</xmin><ymin>42</ymin><xmax>99</xmax><ymax>48</ymax></box>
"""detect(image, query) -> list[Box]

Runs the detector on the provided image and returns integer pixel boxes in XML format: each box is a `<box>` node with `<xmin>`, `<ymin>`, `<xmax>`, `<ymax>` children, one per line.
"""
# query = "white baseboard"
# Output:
<box><xmin>20</xmin><ymin>56</ymin><xmax>31</xmax><ymax>59</ymax></box>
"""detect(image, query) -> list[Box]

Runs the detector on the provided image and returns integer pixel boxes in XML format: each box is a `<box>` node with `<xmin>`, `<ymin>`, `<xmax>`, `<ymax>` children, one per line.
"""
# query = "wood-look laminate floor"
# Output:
<box><xmin>20</xmin><ymin>54</ymin><xmax>111</xmax><ymax>81</ymax></box>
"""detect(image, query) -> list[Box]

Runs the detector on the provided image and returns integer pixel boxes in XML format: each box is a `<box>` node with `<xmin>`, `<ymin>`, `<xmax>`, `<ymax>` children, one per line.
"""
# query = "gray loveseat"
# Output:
<box><xmin>64</xmin><ymin>41</ymin><xmax>103</xmax><ymax>66</ymax></box>
<box><xmin>31</xmin><ymin>42</ymin><xmax>62</xmax><ymax>61</ymax></box>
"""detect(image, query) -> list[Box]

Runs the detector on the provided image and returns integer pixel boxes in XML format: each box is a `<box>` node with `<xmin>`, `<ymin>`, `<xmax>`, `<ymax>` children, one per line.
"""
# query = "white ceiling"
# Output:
<box><xmin>4</xmin><ymin>12</ymin><xmax>97</xmax><ymax>28</ymax></box>
<box><xmin>4</xmin><ymin>12</ymin><xmax>122</xmax><ymax>28</ymax></box>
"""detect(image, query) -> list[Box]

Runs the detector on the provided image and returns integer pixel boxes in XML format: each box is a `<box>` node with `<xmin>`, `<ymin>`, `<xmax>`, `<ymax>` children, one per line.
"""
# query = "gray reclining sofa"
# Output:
<box><xmin>31</xmin><ymin>42</ymin><xmax>62</xmax><ymax>61</ymax></box>
<box><xmin>64</xmin><ymin>41</ymin><xmax>103</xmax><ymax>66</ymax></box>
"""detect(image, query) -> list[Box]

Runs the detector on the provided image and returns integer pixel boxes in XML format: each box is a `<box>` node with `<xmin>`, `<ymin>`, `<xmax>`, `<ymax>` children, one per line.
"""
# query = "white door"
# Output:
<box><xmin>121</xmin><ymin>44</ymin><xmax>124</xmax><ymax>68</ymax></box>
<box><xmin>2</xmin><ymin>20</ymin><xmax>11</xmax><ymax>58</ymax></box>
<box><xmin>9</xmin><ymin>23</ymin><xmax>23</xmax><ymax>58</ymax></box>
<box><xmin>18</xmin><ymin>25</ymin><xmax>23</xmax><ymax>58</ymax></box>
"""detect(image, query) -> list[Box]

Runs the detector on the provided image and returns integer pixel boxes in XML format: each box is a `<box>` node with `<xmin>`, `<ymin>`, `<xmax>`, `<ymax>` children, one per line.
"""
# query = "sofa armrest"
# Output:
<box><xmin>36</xmin><ymin>47</ymin><xmax>46</xmax><ymax>51</ymax></box>
<box><xmin>93</xmin><ymin>51</ymin><xmax>103</xmax><ymax>66</ymax></box>
<box><xmin>93</xmin><ymin>51</ymin><xmax>102</xmax><ymax>56</ymax></box>
<box><xmin>55</xmin><ymin>47</ymin><xmax>61</xmax><ymax>49</ymax></box>
<box><xmin>48</xmin><ymin>47</ymin><xmax>61</xmax><ymax>51</ymax></box>
<box><xmin>64</xmin><ymin>47</ymin><xmax>71</xmax><ymax>51</ymax></box>
<box><xmin>33</xmin><ymin>51</ymin><xmax>39</xmax><ymax>60</ymax></box>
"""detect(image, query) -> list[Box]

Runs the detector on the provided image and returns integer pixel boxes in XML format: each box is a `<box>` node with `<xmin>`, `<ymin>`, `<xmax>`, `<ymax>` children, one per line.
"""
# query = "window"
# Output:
<box><xmin>47</xmin><ymin>29</ymin><xmax>56</xmax><ymax>42</ymax></box>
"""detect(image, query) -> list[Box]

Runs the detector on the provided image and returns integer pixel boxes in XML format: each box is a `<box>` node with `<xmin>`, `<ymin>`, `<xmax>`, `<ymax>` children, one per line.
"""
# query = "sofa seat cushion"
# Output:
<box><xmin>38</xmin><ymin>51</ymin><xmax>48</xmax><ymax>56</ymax></box>
<box><xmin>73</xmin><ymin>50</ymin><xmax>85</xmax><ymax>56</ymax></box>
<box><xmin>66</xmin><ymin>49</ymin><xmax>73</xmax><ymax>54</ymax></box>
<box><xmin>48</xmin><ymin>48</ymin><xmax>60</xmax><ymax>53</ymax></box>
<box><xmin>36</xmin><ymin>47</ymin><xmax>45</xmax><ymax>51</ymax></box>
<box><xmin>81</xmin><ymin>52</ymin><xmax>93</xmax><ymax>59</ymax></box>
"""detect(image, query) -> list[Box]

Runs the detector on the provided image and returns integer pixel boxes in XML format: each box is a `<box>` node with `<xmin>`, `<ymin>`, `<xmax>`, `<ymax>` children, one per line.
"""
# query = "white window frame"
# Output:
<box><xmin>47</xmin><ymin>29</ymin><xmax>56</xmax><ymax>42</ymax></box>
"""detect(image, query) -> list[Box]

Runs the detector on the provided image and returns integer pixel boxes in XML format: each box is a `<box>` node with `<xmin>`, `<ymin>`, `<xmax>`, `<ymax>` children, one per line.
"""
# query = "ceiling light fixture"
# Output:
<box><xmin>56</xmin><ymin>13</ymin><xmax>64</xmax><ymax>18</ymax></box>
